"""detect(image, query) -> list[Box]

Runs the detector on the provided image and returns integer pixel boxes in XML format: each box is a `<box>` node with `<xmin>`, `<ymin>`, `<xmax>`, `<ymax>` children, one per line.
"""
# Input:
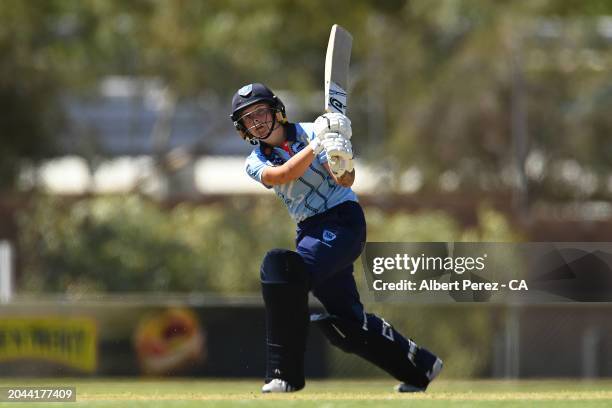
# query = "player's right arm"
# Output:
<box><xmin>261</xmin><ymin>144</ymin><xmax>317</xmax><ymax>186</ymax></box>
<box><xmin>246</xmin><ymin>135</ymin><xmax>325</xmax><ymax>187</ymax></box>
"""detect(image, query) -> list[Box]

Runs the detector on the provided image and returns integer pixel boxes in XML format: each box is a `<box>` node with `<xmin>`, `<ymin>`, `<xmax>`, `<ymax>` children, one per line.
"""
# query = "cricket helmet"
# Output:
<box><xmin>230</xmin><ymin>83</ymin><xmax>287</xmax><ymax>143</ymax></box>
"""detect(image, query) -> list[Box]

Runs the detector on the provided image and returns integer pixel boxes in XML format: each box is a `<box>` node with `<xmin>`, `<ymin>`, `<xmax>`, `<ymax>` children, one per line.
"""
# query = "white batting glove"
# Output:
<box><xmin>344</xmin><ymin>157</ymin><xmax>354</xmax><ymax>173</ymax></box>
<box><xmin>309</xmin><ymin>137</ymin><xmax>325</xmax><ymax>155</ymax></box>
<box><xmin>323</xmin><ymin>133</ymin><xmax>353</xmax><ymax>177</ymax></box>
<box><xmin>313</xmin><ymin>113</ymin><xmax>352</xmax><ymax>141</ymax></box>
<box><xmin>323</xmin><ymin>133</ymin><xmax>352</xmax><ymax>160</ymax></box>
<box><xmin>329</xmin><ymin>157</ymin><xmax>354</xmax><ymax>177</ymax></box>
<box><xmin>328</xmin><ymin>156</ymin><xmax>344</xmax><ymax>176</ymax></box>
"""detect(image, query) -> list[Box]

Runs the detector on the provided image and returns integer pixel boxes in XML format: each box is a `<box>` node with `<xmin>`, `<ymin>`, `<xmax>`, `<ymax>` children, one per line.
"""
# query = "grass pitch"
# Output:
<box><xmin>0</xmin><ymin>379</ymin><xmax>611</xmax><ymax>407</ymax></box>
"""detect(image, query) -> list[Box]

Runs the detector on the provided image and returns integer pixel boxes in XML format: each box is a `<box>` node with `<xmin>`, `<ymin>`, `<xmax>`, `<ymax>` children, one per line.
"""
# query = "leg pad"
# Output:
<box><xmin>311</xmin><ymin>313</ymin><xmax>440</xmax><ymax>389</ymax></box>
<box><xmin>260</xmin><ymin>249</ymin><xmax>310</xmax><ymax>389</ymax></box>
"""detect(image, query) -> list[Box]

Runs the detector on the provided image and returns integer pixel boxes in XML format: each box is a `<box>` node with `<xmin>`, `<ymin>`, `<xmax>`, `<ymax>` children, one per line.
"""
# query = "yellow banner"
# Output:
<box><xmin>0</xmin><ymin>317</ymin><xmax>97</xmax><ymax>372</ymax></box>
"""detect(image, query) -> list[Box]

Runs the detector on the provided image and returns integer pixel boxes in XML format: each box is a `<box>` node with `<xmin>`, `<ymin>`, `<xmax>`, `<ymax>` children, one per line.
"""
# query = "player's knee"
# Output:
<box><xmin>324</xmin><ymin>302</ymin><xmax>365</xmax><ymax>326</ymax></box>
<box><xmin>311</xmin><ymin>313</ymin><xmax>361</xmax><ymax>353</ymax></box>
<box><xmin>260</xmin><ymin>248</ymin><xmax>310</xmax><ymax>286</ymax></box>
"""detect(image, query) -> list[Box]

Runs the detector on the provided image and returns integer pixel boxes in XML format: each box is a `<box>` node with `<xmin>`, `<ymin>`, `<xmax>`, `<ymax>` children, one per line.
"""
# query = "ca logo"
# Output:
<box><xmin>323</xmin><ymin>230</ymin><xmax>337</xmax><ymax>242</ymax></box>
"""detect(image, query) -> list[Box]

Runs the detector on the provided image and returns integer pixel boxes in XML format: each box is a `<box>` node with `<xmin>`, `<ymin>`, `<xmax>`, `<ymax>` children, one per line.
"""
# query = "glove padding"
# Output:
<box><xmin>313</xmin><ymin>113</ymin><xmax>352</xmax><ymax>141</ymax></box>
<box><xmin>323</xmin><ymin>133</ymin><xmax>353</xmax><ymax>177</ymax></box>
<box><xmin>329</xmin><ymin>156</ymin><xmax>354</xmax><ymax>178</ymax></box>
<box><xmin>323</xmin><ymin>133</ymin><xmax>352</xmax><ymax>159</ymax></box>
<box><xmin>309</xmin><ymin>137</ymin><xmax>325</xmax><ymax>155</ymax></box>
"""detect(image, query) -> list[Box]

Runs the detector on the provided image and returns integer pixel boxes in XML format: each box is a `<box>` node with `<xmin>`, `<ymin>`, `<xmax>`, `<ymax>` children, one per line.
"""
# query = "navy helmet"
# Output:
<box><xmin>230</xmin><ymin>83</ymin><xmax>287</xmax><ymax>142</ymax></box>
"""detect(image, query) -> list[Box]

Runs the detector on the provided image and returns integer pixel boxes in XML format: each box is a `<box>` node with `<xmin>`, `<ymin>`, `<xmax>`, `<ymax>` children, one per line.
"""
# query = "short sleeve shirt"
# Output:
<box><xmin>245</xmin><ymin>122</ymin><xmax>358</xmax><ymax>223</ymax></box>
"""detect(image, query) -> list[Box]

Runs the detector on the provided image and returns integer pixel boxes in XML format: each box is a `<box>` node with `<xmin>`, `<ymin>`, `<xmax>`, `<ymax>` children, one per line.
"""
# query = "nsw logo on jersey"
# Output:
<box><xmin>322</xmin><ymin>230</ymin><xmax>337</xmax><ymax>242</ymax></box>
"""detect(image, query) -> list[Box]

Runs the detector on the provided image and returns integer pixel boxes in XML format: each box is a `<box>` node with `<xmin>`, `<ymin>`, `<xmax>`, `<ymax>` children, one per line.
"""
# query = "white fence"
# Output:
<box><xmin>0</xmin><ymin>240</ymin><xmax>13</xmax><ymax>303</ymax></box>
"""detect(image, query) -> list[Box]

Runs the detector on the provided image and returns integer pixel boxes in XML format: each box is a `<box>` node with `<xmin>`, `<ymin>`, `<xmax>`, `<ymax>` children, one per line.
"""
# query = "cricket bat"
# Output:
<box><xmin>325</xmin><ymin>24</ymin><xmax>352</xmax><ymax>115</ymax></box>
<box><xmin>324</xmin><ymin>24</ymin><xmax>353</xmax><ymax>176</ymax></box>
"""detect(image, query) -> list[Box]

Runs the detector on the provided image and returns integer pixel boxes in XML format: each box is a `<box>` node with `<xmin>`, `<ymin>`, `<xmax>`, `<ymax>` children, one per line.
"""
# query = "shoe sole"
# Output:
<box><xmin>396</xmin><ymin>357</ymin><xmax>444</xmax><ymax>393</ymax></box>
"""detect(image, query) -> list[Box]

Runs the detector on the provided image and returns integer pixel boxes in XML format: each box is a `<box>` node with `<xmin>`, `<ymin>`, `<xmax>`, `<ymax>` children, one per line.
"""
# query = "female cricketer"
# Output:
<box><xmin>231</xmin><ymin>83</ymin><xmax>443</xmax><ymax>393</ymax></box>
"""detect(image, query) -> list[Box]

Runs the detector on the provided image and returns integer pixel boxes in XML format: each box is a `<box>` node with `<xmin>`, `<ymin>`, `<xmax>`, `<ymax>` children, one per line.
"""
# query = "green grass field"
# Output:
<box><xmin>1</xmin><ymin>379</ymin><xmax>611</xmax><ymax>407</ymax></box>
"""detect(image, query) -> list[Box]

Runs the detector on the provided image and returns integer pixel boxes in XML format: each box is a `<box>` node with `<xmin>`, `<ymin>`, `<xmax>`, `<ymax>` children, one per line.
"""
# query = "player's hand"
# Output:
<box><xmin>323</xmin><ymin>133</ymin><xmax>353</xmax><ymax>160</ymax></box>
<box><xmin>309</xmin><ymin>137</ymin><xmax>325</xmax><ymax>155</ymax></box>
<box><xmin>343</xmin><ymin>157</ymin><xmax>354</xmax><ymax>173</ymax></box>
<box><xmin>323</xmin><ymin>133</ymin><xmax>352</xmax><ymax>176</ymax></box>
<box><xmin>329</xmin><ymin>157</ymin><xmax>354</xmax><ymax>178</ymax></box>
<box><xmin>313</xmin><ymin>113</ymin><xmax>352</xmax><ymax>141</ymax></box>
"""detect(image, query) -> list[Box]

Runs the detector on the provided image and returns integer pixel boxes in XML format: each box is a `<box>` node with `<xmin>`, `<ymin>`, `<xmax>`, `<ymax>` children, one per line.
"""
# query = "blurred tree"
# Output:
<box><xmin>0</xmin><ymin>0</ymin><xmax>610</xmax><ymax>201</ymax></box>
<box><xmin>0</xmin><ymin>1</ymin><xmax>68</xmax><ymax>190</ymax></box>
<box><xmin>17</xmin><ymin>195</ymin><xmax>296</xmax><ymax>293</ymax></box>
<box><xmin>350</xmin><ymin>0</ymin><xmax>612</xmax><ymax>202</ymax></box>
<box><xmin>17</xmin><ymin>195</ymin><xmax>519</xmax><ymax>294</ymax></box>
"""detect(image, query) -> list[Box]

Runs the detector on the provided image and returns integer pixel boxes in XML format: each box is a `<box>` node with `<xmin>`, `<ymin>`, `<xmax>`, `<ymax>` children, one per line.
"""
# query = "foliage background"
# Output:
<box><xmin>1</xmin><ymin>0</ymin><xmax>611</xmax><ymax>198</ymax></box>
<box><xmin>2</xmin><ymin>0</ymin><xmax>612</xmax><ymax>379</ymax></box>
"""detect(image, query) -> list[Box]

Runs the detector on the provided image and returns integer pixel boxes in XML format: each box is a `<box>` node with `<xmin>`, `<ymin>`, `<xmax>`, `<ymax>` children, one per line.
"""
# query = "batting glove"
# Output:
<box><xmin>323</xmin><ymin>133</ymin><xmax>353</xmax><ymax>160</ymax></box>
<box><xmin>313</xmin><ymin>113</ymin><xmax>352</xmax><ymax>141</ymax></box>
<box><xmin>329</xmin><ymin>157</ymin><xmax>354</xmax><ymax>177</ymax></box>
<box><xmin>309</xmin><ymin>137</ymin><xmax>325</xmax><ymax>155</ymax></box>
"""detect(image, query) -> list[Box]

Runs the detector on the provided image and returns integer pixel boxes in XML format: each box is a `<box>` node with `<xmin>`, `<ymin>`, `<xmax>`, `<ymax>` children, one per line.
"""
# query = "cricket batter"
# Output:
<box><xmin>231</xmin><ymin>83</ymin><xmax>443</xmax><ymax>393</ymax></box>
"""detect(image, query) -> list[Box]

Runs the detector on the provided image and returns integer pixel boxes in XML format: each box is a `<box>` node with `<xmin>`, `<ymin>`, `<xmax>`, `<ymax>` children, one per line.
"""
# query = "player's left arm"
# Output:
<box><xmin>324</xmin><ymin>162</ymin><xmax>355</xmax><ymax>187</ymax></box>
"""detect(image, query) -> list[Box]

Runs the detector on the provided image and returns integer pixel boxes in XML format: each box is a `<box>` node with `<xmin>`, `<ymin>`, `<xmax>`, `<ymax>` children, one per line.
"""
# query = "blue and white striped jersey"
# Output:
<box><xmin>245</xmin><ymin>122</ymin><xmax>358</xmax><ymax>223</ymax></box>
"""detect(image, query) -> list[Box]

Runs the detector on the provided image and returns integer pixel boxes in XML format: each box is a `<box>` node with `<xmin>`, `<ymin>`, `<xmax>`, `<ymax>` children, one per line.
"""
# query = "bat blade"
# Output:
<box><xmin>324</xmin><ymin>24</ymin><xmax>353</xmax><ymax>115</ymax></box>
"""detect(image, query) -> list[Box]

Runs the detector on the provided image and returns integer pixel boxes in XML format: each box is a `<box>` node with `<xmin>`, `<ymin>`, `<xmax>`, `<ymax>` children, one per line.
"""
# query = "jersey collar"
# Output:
<box><xmin>258</xmin><ymin>123</ymin><xmax>296</xmax><ymax>159</ymax></box>
<box><xmin>284</xmin><ymin>123</ymin><xmax>297</xmax><ymax>142</ymax></box>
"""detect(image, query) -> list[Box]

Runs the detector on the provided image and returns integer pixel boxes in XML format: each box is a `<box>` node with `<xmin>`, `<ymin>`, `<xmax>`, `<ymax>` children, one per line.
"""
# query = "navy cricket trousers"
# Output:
<box><xmin>295</xmin><ymin>200</ymin><xmax>367</xmax><ymax>323</ymax></box>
